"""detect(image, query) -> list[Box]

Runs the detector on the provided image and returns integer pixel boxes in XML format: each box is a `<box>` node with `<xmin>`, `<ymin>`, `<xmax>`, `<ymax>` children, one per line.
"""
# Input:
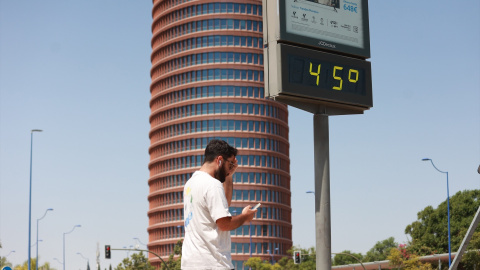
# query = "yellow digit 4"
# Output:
<box><xmin>333</xmin><ymin>66</ymin><xmax>343</xmax><ymax>90</ymax></box>
<box><xmin>309</xmin><ymin>62</ymin><xmax>321</xmax><ymax>86</ymax></box>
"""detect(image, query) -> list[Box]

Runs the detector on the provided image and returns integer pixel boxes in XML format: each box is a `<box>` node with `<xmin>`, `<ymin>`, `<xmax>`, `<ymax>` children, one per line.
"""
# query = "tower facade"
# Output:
<box><xmin>148</xmin><ymin>1</ymin><xmax>292</xmax><ymax>268</ymax></box>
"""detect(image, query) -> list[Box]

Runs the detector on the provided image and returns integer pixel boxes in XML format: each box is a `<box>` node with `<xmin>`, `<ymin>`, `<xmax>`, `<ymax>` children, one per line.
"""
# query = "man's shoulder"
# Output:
<box><xmin>187</xmin><ymin>171</ymin><xmax>221</xmax><ymax>188</ymax></box>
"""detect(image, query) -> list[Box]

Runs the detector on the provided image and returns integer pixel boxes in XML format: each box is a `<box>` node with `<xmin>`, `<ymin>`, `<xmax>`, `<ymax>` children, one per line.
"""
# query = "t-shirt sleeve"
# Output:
<box><xmin>206</xmin><ymin>184</ymin><xmax>232</xmax><ymax>222</ymax></box>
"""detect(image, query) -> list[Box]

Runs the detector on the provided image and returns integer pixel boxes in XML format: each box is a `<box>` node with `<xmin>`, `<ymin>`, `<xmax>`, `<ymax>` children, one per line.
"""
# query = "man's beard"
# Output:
<box><xmin>214</xmin><ymin>165</ymin><xmax>227</xmax><ymax>183</ymax></box>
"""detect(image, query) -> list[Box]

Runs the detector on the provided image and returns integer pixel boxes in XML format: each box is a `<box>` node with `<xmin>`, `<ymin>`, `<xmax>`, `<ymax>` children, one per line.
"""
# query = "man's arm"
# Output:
<box><xmin>216</xmin><ymin>205</ymin><xmax>256</xmax><ymax>231</ymax></box>
<box><xmin>223</xmin><ymin>175</ymin><xmax>233</xmax><ymax>206</ymax></box>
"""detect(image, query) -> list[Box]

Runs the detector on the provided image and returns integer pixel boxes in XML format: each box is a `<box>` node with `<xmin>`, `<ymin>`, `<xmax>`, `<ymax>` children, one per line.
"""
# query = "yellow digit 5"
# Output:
<box><xmin>349</xmin><ymin>69</ymin><xmax>359</xmax><ymax>83</ymax></box>
<box><xmin>333</xmin><ymin>66</ymin><xmax>343</xmax><ymax>90</ymax></box>
<box><xmin>309</xmin><ymin>62</ymin><xmax>321</xmax><ymax>86</ymax></box>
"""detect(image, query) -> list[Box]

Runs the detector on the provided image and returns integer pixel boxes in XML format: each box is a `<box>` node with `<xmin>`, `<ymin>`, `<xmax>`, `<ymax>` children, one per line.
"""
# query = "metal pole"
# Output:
<box><xmin>449</xmin><ymin>206</ymin><xmax>480</xmax><ymax>270</ymax></box>
<box><xmin>314</xmin><ymin>114</ymin><xmax>331</xmax><ymax>269</ymax></box>
<box><xmin>63</xmin><ymin>225</ymin><xmax>81</xmax><ymax>270</ymax></box>
<box><xmin>423</xmin><ymin>158</ymin><xmax>451</xmax><ymax>267</ymax></box>
<box><xmin>28</xmin><ymin>132</ymin><xmax>34</xmax><ymax>270</ymax></box>
<box><xmin>249</xmin><ymin>222</ymin><xmax>252</xmax><ymax>257</ymax></box>
<box><xmin>28</xmin><ymin>130</ymin><xmax>43</xmax><ymax>270</ymax></box>
<box><xmin>36</xmin><ymin>208</ymin><xmax>52</xmax><ymax>270</ymax></box>
<box><xmin>446</xmin><ymin>171</ymin><xmax>451</xmax><ymax>267</ymax></box>
<box><xmin>63</xmin><ymin>233</ymin><xmax>65</xmax><ymax>270</ymax></box>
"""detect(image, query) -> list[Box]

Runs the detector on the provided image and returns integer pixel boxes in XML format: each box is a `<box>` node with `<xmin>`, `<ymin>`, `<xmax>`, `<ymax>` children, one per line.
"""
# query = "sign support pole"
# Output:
<box><xmin>314</xmin><ymin>114</ymin><xmax>332</xmax><ymax>269</ymax></box>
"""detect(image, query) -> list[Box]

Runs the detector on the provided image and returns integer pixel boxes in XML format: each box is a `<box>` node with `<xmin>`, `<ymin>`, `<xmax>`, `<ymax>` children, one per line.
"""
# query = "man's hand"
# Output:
<box><xmin>216</xmin><ymin>205</ymin><xmax>257</xmax><ymax>231</ymax></box>
<box><xmin>226</xmin><ymin>157</ymin><xmax>238</xmax><ymax>177</ymax></box>
<box><xmin>241</xmin><ymin>205</ymin><xmax>257</xmax><ymax>222</ymax></box>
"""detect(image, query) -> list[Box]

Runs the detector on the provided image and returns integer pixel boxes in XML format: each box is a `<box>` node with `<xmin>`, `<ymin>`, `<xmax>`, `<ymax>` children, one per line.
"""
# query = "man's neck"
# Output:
<box><xmin>199</xmin><ymin>162</ymin><xmax>215</xmax><ymax>178</ymax></box>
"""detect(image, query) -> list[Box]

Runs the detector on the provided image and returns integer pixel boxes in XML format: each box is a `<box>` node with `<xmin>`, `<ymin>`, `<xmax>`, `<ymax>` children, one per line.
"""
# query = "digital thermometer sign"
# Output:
<box><xmin>265</xmin><ymin>43</ymin><xmax>372</xmax><ymax>110</ymax></box>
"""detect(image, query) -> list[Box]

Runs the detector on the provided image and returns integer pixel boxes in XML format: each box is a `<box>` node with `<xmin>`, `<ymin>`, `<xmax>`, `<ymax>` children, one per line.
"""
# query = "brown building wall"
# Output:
<box><xmin>148</xmin><ymin>1</ymin><xmax>292</xmax><ymax>268</ymax></box>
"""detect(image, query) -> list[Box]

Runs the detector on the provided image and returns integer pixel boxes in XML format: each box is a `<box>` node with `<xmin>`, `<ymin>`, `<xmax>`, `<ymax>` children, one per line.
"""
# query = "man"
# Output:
<box><xmin>181</xmin><ymin>139</ymin><xmax>257</xmax><ymax>269</ymax></box>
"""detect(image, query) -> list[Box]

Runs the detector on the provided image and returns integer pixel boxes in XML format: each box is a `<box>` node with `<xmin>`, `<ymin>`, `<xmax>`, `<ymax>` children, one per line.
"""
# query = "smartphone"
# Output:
<box><xmin>252</xmin><ymin>203</ymin><xmax>261</xmax><ymax>210</ymax></box>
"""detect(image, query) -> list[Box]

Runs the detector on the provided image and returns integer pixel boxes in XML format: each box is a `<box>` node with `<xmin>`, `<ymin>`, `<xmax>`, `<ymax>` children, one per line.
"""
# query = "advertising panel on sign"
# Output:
<box><xmin>265</xmin><ymin>0</ymin><xmax>370</xmax><ymax>58</ymax></box>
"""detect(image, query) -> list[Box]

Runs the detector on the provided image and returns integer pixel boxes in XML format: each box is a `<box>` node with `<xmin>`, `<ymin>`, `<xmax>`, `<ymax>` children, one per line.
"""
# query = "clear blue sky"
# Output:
<box><xmin>1</xmin><ymin>0</ymin><xmax>479</xmax><ymax>268</ymax></box>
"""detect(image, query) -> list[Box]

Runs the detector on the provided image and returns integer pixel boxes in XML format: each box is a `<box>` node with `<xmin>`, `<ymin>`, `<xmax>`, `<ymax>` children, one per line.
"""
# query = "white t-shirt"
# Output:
<box><xmin>181</xmin><ymin>171</ymin><xmax>233</xmax><ymax>269</ymax></box>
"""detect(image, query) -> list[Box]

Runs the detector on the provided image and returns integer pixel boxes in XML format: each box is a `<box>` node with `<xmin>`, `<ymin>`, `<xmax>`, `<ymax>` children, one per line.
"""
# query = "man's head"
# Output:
<box><xmin>204</xmin><ymin>139</ymin><xmax>238</xmax><ymax>183</ymax></box>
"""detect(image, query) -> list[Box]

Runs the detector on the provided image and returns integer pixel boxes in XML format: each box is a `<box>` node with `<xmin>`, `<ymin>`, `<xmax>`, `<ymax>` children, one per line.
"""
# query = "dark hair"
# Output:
<box><xmin>203</xmin><ymin>139</ymin><xmax>238</xmax><ymax>164</ymax></box>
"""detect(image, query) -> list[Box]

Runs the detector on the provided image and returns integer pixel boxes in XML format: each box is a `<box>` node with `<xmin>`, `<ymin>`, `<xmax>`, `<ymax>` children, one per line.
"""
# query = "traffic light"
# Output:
<box><xmin>294</xmin><ymin>250</ymin><xmax>301</xmax><ymax>264</ymax></box>
<box><xmin>105</xmin><ymin>245</ymin><xmax>111</xmax><ymax>259</ymax></box>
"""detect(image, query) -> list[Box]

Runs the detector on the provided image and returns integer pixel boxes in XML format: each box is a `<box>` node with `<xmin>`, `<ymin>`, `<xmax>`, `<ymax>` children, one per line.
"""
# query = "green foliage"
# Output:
<box><xmin>363</xmin><ymin>237</ymin><xmax>398</xmax><ymax>262</ymax></box>
<box><xmin>13</xmin><ymin>259</ymin><xmax>55</xmax><ymax>270</ymax></box>
<box><xmin>244</xmin><ymin>257</ymin><xmax>272</xmax><ymax>270</ymax></box>
<box><xmin>245</xmin><ymin>246</ymin><xmax>316</xmax><ymax>270</ymax></box>
<box><xmin>115</xmin><ymin>252</ymin><xmax>155</xmax><ymax>270</ymax></box>
<box><xmin>160</xmin><ymin>240</ymin><xmax>182</xmax><ymax>270</ymax></box>
<box><xmin>1</xmin><ymin>256</ymin><xmax>13</xmax><ymax>268</ymax></box>
<box><xmin>332</xmin><ymin>250</ymin><xmax>364</xmax><ymax>266</ymax></box>
<box><xmin>461</xmin><ymin>251</ymin><xmax>480</xmax><ymax>269</ymax></box>
<box><xmin>405</xmin><ymin>189</ymin><xmax>480</xmax><ymax>255</ymax></box>
<box><xmin>387</xmin><ymin>248</ymin><xmax>434</xmax><ymax>270</ymax></box>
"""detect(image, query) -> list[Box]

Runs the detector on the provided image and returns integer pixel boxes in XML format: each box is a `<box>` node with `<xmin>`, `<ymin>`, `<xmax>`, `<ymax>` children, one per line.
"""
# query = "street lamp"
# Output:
<box><xmin>1</xmin><ymin>251</ymin><xmax>15</xmax><ymax>268</ymax></box>
<box><xmin>28</xmin><ymin>129</ymin><xmax>43</xmax><ymax>270</ymax></box>
<box><xmin>53</xmin><ymin>258</ymin><xmax>63</xmax><ymax>267</ymax></box>
<box><xmin>77</xmin><ymin>252</ymin><xmax>90</xmax><ymax>268</ymax></box>
<box><xmin>422</xmin><ymin>158</ymin><xmax>451</xmax><ymax>266</ymax></box>
<box><xmin>266</xmin><ymin>248</ymin><xmax>279</xmax><ymax>265</ymax></box>
<box><xmin>6</xmin><ymin>250</ymin><xmax>16</xmax><ymax>258</ymax></box>
<box><xmin>37</xmin><ymin>208</ymin><xmax>53</xmax><ymax>270</ymax></box>
<box><xmin>63</xmin><ymin>225</ymin><xmax>81</xmax><ymax>270</ymax></box>
<box><xmin>306</xmin><ymin>191</ymin><xmax>315</xmax><ymax>194</ymax></box>
<box><xmin>133</xmin><ymin>237</ymin><xmax>148</xmax><ymax>248</ymax></box>
<box><xmin>176</xmin><ymin>225</ymin><xmax>183</xmax><ymax>238</ymax></box>
<box><xmin>31</xmin><ymin>240</ymin><xmax>43</xmax><ymax>247</ymax></box>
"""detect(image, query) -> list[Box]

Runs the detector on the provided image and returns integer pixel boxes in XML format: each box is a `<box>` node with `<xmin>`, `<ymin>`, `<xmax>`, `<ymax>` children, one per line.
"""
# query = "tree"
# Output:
<box><xmin>363</xmin><ymin>237</ymin><xmax>398</xmax><ymax>262</ymax></box>
<box><xmin>8</xmin><ymin>259</ymin><xmax>55</xmax><ymax>270</ymax></box>
<box><xmin>115</xmin><ymin>252</ymin><xmax>155</xmax><ymax>270</ymax></box>
<box><xmin>160</xmin><ymin>240</ymin><xmax>182</xmax><ymax>270</ymax></box>
<box><xmin>0</xmin><ymin>257</ymin><xmax>13</xmax><ymax>269</ymax></box>
<box><xmin>244</xmin><ymin>257</ymin><xmax>272</xmax><ymax>270</ymax></box>
<box><xmin>405</xmin><ymin>189</ymin><xmax>480</xmax><ymax>256</ymax></box>
<box><xmin>332</xmin><ymin>250</ymin><xmax>364</xmax><ymax>266</ymax></box>
<box><xmin>387</xmin><ymin>247</ymin><xmax>434</xmax><ymax>270</ymax></box>
<box><xmin>14</xmin><ymin>258</ymin><xmax>36</xmax><ymax>270</ymax></box>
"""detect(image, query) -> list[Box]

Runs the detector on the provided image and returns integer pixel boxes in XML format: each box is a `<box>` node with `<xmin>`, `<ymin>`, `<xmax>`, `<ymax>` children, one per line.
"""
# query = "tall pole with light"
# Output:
<box><xmin>28</xmin><ymin>129</ymin><xmax>43</xmax><ymax>270</ymax></box>
<box><xmin>63</xmin><ymin>225</ymin><xmax>81</xmax><ymax>270</ymax></box>
<box><xmin>36</xmin><ymin>208</ymin><xmax>53</xmax><ymax>270</ymax></box>
<box><xmin>77</xmin><ymin>252</ymin><xmax>89</xmax><ymax>269</ymax></box>
<box><xmin>422</xmin><ymin>158</ymin><xmax>451</xmax><ymax>266</ymax></box>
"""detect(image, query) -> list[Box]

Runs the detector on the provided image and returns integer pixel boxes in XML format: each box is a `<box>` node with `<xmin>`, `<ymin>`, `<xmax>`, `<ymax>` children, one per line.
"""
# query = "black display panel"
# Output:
<box><xmin>278</xmin><ymin>43</ymin><xmax>372</xmax><ymax>108</ymax></box>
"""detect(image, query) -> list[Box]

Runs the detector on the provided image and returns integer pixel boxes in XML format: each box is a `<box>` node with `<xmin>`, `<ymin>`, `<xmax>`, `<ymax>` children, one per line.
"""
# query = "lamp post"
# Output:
<box><xmin>31</xmin><ymin>240</ymin><xmax>43</xmax><ymax>247</ymax></box>
<box><xmin>63</xmin><ymin>225</ymin><xmax>81</xmax><ymax>270</ymax></box>
<box><xmin>422</xmin><ymin>158</ymin><xmax>451</xmax><ymax>266</ymax></box>
<box><xmin>176</xmin><ymin>225</ymin><xmax>184</xmax><ymax>238</ymax></box>
<box><xmin>1</xmin><ymin>250</ymin><xmax>15</xmax><ymax>268</ymax></box>
<box><xmin>266</xmin><ymin>248</ymin><xmax>279</xmax><ymax>265</ymax></box>
<box><xmin>36</xmin><ymin>208</ymin><xmax>53</xmax><ymax>270</ymax></box>
<box><xmin>28</xmin><ymin>129</ymin><xmax>43</xmax><ymax>270</ymax></box>
<box><xmin>77</xmin><ymin>252</ymin><xmax>89</xmax><ymax>268</ymax></box>
<box><xmin>6</xmin><ymin>250</ymin><xmax>16</xmax><ymax>258</ymax></box>
<box><xmin>133</xmin><ymin>237</ymin><xmax>148</xmax><ymax>248</ymax></box>
<box><xmin>53</xmin><ymin>258</ymin><xmax>63</xmax><ymax>267</ymax></box>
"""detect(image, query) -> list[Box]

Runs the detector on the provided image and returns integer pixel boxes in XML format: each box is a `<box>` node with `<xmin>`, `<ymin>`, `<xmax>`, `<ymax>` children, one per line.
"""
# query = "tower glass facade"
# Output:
<box><xmin>148</xmin><ymin>1</ymin><xmax>292</xmax><ymax>268</ymax></box>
